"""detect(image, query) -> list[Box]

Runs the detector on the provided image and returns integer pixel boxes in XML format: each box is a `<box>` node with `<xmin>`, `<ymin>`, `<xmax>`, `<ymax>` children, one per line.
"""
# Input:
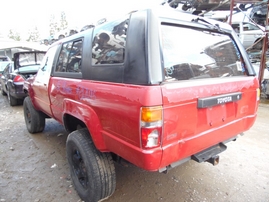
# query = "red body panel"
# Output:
<box><xmin>30</xmin><ymin>74</ymin><xmax>259</xmax><ymax>171</ymax></box>
<box><xmin>159</xmin><ymin>77</ymin><xmax>259</xmax><ymax>169</ymax></box>
<box><xmin>47</xmin><ymin>77</ymin><xmax>163</xmax><ymax>150</ymax></box>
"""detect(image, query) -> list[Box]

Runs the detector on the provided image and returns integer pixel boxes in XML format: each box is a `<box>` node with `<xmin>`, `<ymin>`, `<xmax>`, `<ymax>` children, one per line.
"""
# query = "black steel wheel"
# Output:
<box><xmin>66</xmin><ymin>129</ymin><xmax>116</xmax><ymax>202</ymax></box>
<box><xmin>23</xmin><ymin>96</ymin><xmax>45</xmax><ymax>133</ymax></box>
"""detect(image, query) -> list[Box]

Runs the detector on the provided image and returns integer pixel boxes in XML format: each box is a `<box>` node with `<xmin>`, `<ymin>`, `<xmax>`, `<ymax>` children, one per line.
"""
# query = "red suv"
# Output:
<box><xmin>23</xmin><ymin>7</ymin><xmax>260</xmax><ymax>202</ymax></box>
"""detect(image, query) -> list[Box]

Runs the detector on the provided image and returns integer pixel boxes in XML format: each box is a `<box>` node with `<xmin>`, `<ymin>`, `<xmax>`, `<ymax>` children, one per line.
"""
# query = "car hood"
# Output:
<box><xmin>14</xmin><ymin>51</ymin><xmax>46</xmax><ymax>70</ymax></box>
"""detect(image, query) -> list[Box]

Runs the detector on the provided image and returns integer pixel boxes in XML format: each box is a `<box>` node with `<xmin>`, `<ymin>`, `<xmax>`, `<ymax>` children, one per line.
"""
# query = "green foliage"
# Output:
<box><xmin>60</xmin><ymin>11</ymin><xmax>68</xmax><ymax>31</ymax></box>
<box><xmin>27</xmin><ymin>26</ymin><xmax>40</xmax><ymax>42</ymax></box>
<box><xmin>49</xmin><ymin>11</ymin><xmax>68</xmax><ymax>38</ymax></box>
<box><xmin>8</xmin><ymin>29</ymin><xmax>21</xmax><ymax>41</ymax></box>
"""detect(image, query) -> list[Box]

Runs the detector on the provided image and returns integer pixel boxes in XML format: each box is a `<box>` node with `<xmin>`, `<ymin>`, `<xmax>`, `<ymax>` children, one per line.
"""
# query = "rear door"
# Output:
<box><xmin>159</xmin><ymin>24</ymin><xmax>259</xmax><ymax>163</ymax></box>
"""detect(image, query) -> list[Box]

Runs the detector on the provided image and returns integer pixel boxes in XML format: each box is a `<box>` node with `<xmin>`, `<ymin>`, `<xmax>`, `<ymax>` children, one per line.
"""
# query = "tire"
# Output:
<box><xmin>1</xmin><ymin>87</ymin><xmax>7</xmax><ymax>96</ymax></box>
<box><xmin>7</xmin><ymin>89</ymin><xmax>17</xmax><ymax>106</ymax></box>
<box><xmin>66</xmin><ymin>129</ymin><xmax>116</xmax><ymax>202</ymax></box>
<box><xmin>23</xmin><ymin>96</ymin><xmax>45</xmax><ymax>133</ymax></box>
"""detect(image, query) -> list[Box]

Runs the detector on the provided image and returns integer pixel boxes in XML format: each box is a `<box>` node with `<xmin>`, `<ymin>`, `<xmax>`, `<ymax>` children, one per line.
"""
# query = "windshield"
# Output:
<box><xmin>0</xmin><ymin>61</ymin><xmax>11</xmax><ymax>71</ymax></box>
<box><xmin>161</xmin><ymin>25</ymin><xmax>246</xmax><ymax>81</ymax></box>
<box><xmin>16</xmin><ymin>52</ymin><xmax>45</xmax><ymax>67</ymax></box>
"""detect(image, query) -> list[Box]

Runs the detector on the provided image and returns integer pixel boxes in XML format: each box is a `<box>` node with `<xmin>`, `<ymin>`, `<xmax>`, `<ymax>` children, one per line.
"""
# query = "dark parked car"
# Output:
<box><xmin>0</xmin><ymin>51</ymin><xmax>45</xmax><ymax>106</ymax></box>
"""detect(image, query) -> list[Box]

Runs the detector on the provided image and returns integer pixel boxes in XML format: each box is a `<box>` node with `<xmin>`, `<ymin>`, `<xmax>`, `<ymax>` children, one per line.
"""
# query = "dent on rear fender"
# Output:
<box><xmin>63</xmin><ymin>99</ymin><xmax>107</xmax><ymax>150</ymax></box>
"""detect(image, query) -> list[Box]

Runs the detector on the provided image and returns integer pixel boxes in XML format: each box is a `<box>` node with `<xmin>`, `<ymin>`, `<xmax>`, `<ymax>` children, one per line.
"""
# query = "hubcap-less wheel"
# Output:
<box><xmin>66</xmin><ymin>129</ymin><xmax>116</xmax><ymax>202</ymax></box>
<box><xmin>72</xmin><ymin>149</ymin><xmax>88</xmax><ymax>188</ymax></box>
<box><xmin>23</xmin><ymin>97</ymin><xmax>45</xmax><ymax>133</ymax></box>
<box><xmin>24</xmin><ymin>104</ymin><xmax>32</xmax><ymax>125</ymax></box>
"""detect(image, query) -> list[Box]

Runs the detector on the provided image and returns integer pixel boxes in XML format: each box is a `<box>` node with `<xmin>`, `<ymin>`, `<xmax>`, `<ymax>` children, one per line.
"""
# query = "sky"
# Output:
<box><xmin>1</xmin><ymin>0</ymin><xmax>164</xmax><ymax>40</ymax></box>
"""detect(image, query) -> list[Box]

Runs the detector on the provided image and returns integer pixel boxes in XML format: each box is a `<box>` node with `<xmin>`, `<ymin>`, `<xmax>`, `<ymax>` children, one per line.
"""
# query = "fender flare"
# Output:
<box><xmin>62</xmin><ymin>98</ymin><xmax>107</xmax><ymax>151</ymax></box>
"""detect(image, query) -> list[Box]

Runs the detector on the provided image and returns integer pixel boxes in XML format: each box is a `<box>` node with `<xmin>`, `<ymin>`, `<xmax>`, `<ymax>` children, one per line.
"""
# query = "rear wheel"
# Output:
<box><xmin>23</xmin><ymin>96</ymin><xmax>45</xmax><ymax>133</ymax></box>
<box><xmin>66</xmin><ymin>129</ymin><xmax>116</xmax><ymax>202</ymax></box>
<box><xmin>7</xmin><ymin>89</ymin><xmax>17</xmax><ymax>106</ymax></box>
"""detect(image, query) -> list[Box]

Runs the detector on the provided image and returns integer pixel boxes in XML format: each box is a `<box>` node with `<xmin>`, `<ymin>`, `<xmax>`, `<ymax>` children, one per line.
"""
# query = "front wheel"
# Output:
<box><xmin>23</xmin><ymin>96</ymin><xmax>45</xmax><ymax>133</ymax></box>
<box><xmin>66</xmin><ymin>129</ymin><xmax>116</xmax><ymax>202</ymax></box>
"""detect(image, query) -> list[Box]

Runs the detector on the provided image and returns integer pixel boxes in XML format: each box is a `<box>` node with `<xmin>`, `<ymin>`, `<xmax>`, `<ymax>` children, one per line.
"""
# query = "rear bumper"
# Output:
<box><xmin>103</xmin><ymin>114</ymin><xmax>257</xmax><ymax>172</ymax></box>
<box><xmin>159</xmin><ymin>114</ymin><xmax>257</xmax><ymax>171</ymax></box>
<box><xmin>9</xmin><ymin>82</ymin><xmax>27</xmax><ymax>99</ymax></box>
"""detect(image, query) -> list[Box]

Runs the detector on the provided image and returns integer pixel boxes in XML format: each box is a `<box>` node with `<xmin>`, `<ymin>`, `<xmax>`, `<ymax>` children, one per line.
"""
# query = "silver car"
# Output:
<box><xmin>231</xmin><ymin>21</ymin><xmax>265</xmax><ymax>50</ymax></box>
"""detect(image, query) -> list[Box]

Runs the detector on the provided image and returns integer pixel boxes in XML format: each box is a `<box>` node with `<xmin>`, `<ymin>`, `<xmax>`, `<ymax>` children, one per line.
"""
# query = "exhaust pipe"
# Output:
<box><xmin>206</xmin><ymin>155</ymin><xmax>219</xmax><ymax>166</ymax></box>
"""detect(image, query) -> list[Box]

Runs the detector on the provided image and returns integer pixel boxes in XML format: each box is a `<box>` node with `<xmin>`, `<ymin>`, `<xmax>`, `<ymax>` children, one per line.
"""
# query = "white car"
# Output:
<box><xmin>231</xmin><ymin>21</ymin><xmax>265</xmax><ymax>50</ymax></box>
<box><xmin>252</xmin><ymin>61</ymin><xmax>269</xmax><ymax>99</ymax></box>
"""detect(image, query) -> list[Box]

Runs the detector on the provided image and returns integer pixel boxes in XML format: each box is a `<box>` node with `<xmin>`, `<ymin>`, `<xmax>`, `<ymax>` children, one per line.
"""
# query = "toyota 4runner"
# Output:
<box><xmin>23</xmin><ymin>7</ymin><xmax>260</xmax><ymax>202</ymax></box>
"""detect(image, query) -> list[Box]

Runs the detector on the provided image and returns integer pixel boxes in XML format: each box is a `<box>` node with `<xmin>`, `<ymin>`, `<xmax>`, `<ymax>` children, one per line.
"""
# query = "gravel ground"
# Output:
<box><xmin>0</xmin><ymin>94</ymin><xmax>268</xmax><ymax>202</ymax></box>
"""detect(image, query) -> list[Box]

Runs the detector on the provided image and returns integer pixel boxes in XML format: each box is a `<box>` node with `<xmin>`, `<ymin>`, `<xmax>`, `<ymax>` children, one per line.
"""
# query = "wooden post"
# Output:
<box><xmin>229</xmin><ymin>0</ymin><xmax>235</xmax><ymax>25</ymax></box>
<box><xmin>258</xmin><ymin>1</ymin><xmax>269</xmax><ymax>90</ymax></box>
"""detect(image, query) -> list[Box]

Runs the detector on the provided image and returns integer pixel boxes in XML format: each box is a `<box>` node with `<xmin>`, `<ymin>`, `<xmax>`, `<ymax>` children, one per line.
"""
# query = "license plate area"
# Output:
<box><xmin>198</xmin><ymin>92</ymin><xmax>242</xmax><ymax>109</ymax></box>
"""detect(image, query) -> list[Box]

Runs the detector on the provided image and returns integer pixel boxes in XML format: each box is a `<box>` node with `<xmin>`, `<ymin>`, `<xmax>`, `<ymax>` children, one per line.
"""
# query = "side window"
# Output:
<box><xmin>243</xmin><ymin>22</ymin><xmax>259</xmax><ymax>31</ymax></box>
<box><xmin>92</xmin><ymin>17</ymin><xmax>128</xmax><ymax>65</ymax></box>
<box><xmin>3</xmin><ymin>64</ymin><xmax>11</xmax><ymax>74</ymax></box>
<box><xmin>56</xmin><ymin>39</ymin><xmax>83</xmax><ymax>73</ymax></box>
<box><xmin>232</xmin><ymin>24</ymin><xmax>240</xmax><ymax>33</ymax></box>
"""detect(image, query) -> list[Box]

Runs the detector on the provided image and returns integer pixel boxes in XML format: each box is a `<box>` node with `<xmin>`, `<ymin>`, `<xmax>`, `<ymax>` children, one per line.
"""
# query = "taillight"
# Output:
<box><xmin>140</xmin><ymin>106</ymin><xmax>163</xmax><ymax>149</ymax></box>
<box><xmin>13</xmin><ymin>75</ymin><xmax>25</xmax><ymax>83</ymax></box>
<box><xmin>257</xmin><ymin>88</ymin><xmax>260</xmax><ymax>101</ymax></box>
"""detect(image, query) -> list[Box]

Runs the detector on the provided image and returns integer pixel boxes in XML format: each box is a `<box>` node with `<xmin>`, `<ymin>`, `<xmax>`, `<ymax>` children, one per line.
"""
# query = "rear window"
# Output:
<box><xmin>161</xmin><ymin>25</ymin><xmax>246</xmax><ymax>81</ymax></box>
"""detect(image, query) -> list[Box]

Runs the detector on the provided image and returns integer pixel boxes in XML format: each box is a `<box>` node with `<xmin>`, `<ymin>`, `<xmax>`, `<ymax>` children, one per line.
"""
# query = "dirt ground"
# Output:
<box><xmin>0</xmin><ymin>94</ymin><xmax>268</xmax><ymax>202</ymax></box>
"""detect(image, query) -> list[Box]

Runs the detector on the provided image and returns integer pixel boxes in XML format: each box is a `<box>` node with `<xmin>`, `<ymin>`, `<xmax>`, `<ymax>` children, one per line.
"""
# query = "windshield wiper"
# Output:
<box><xmin>191</xmin><ymin>17</ymin><xmax>223</xmax><ymax>32</ymax></box>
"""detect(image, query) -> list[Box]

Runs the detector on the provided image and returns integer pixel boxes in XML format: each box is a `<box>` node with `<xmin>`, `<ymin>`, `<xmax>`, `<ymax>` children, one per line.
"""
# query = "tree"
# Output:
<box><xmin>60</xmin><ymin>11</ymin><xmax>68</xmax><ymax>31</ymax></box>
<box><xmin>8</xmin><ymin>29</ymin><xmax>21</xmax><ymax>41</ymax></box>
<box><xmin>27</xmin><ymin>26</ymin><xmax>40</xmax><ymax>42</ymax></box>
<box><xmin>49</xmin><ymin>14</ymin><xmax>59</xmax><ymax>37</ymax></box>
<box><xmin>49</xmin><ymin>11</ymin><xmax>69</xmax><ymax>38</ymax></box>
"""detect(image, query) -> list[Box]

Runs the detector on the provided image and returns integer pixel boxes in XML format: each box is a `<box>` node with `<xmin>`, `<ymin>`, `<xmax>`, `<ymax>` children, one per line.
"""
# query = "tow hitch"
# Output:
<box><xmin>191</xmin><ymin>143</ymin><xmax>227</xmax><ymax>166</ymax></box>
<box><xmin>206</xmin><ymin>155</ymin><xmax>220</xmax><ymax>166</ymax></box>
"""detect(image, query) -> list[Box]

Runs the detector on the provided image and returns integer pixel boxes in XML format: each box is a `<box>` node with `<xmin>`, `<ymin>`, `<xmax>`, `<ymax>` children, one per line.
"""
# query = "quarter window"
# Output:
<box><xmin>92</xmin><ymin>18</ymin><xmax>128</xmax><ymax>65</ymax></box>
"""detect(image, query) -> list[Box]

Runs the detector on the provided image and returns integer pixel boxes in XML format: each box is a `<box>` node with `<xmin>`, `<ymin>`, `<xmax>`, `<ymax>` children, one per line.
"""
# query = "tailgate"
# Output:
<box><xmin>159</xmin><ymin>76</ymin><xmax>259</xmax><ymax>168</ymax></box>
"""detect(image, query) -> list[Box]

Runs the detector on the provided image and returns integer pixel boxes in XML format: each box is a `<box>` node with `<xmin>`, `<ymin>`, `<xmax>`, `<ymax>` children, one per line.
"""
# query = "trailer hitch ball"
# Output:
<box><xmin>206</xmin><ymin>155</ymin><xmax>219</xmax><ymax>166</ymax></box>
